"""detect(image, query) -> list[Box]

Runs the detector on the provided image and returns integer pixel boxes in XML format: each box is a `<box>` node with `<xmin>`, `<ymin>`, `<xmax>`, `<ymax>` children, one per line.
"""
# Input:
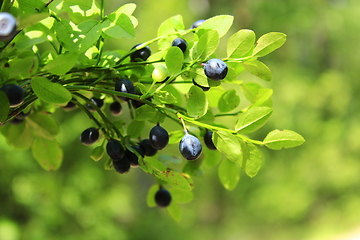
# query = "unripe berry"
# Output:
<box><xmin>152</xmin><ymin>65</ymin><xmax>169</xmax><ymax>83</ymax></box>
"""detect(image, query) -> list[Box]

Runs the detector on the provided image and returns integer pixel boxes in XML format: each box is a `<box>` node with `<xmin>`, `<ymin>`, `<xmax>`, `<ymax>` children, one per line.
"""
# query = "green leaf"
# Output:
<box><xmin>169</xmin><ymin>188</ymin><xmax>194</xmax><ymax>204</ymax></box>
<box><xmin>253</xmin><ymin>32</ymin><xmax>287</xmax><ymax>57</ymax></box>
<box><xmin>43</xmin><ymin>52</ymin><xmax>79</xmax><ymax>75</ymax></box>
<box><xmin>102</xmin><ymin>13</ymin><xmax>135</xmax><ymax>39</ymax></box>
<box><xmin>135</xmin><ymin>105</ymin><xmax>157</xmax><ymax>121</ymax></box>
<box><xmin>218</xmin><ymin>158</ymin><xmax>240</xmax><ymax>191</ymax></box>
<box><xmin>32</xmin><ymin>137</ymin><xmax>63</xmax><ymax>171</ymax></box>
<box><xmin>242</xmin><ymin>60</ymin><xmax>272</xmax><ymax>81</ymax></box>
<box><xmin>54</xmin><ymin>19</ymin><xmax>79</xmax><ymax>51</ymax></box>
<box><xmin>190</xmin><ymin>68</ymin><xmax>221</xmax><ymax>88</ymax></box>
<box><xmin>251</xmin><ymin>88</ymin><xmax>273</xmax><ymax>108</ymax></box>
<box><xmin>31</xmin><ymin>77</ymin><xmax>72</xmax><ymax>104</ymax></box>
<box><xmin>153</xmin><ymin>91</ymin><xmax>178</xmax><ymax>104</ymax></box>
<box><xmin>77</xmin><ymin>19</ymin><xmax>102</xmax><ymax>53</ymax></box>
<box><xmin>213</xmin><ymin>131</ymin><xmax>242</xmax><ymax>164</ymax></box>
<box><xmin>218</xmin><ymin>89</ymin><xmax>240</xmax><ymax>113</ymax></box>
<box><xmin>90</xmin><ymin>146</ymin><xmax>104</xmax><ymax>161</ymax></box>
<box><xmin>235</xmin><ymin>107</ymin><xmax>273</xmax><ymax>134</ymax></box>
<box><xmin>241</xmin><ymin>141</ymin><xmax>262</xmax><ymax>178</ymax></box>
<box><xmin>203</xmin><ymin>147</ymin><xmax>222</xmax><ymax>167</ymax></box>
<box><xmin>0</xmin><ymin>91</ymin><xmax>10</xmax><ymax>123</ymax></box>
<box><xmin>27</xmin><ymin>112</ymin><xmax>59</xmax><ymax>139</ymax></box>
<box><xmin>263</xmin><ymin>130</ymin><xmax>305</xmax><ymax>150</ymax></box>
<box><xmin>2</xmin><ymin>122</ymin><xmax>34</xmax><ymax>150</ymax></box>
<box><xmin>187</xmin><ymin>85</ymin><xmax>208</xmax><ymax>118</ymax></box>
<box><xmin>126</xmin><ymin>120</ymin><xmax>145</xmax><ymax>139</ymax></box>
<box><xmin>146</xmin><ymin>184</ymin><xmax>158</xmax><ymax>207</ymax></box>
<box><xmin>193</xmin><ymin>30</ymin><xmax>219</xmax><ymax>61</ymax></box>
<box><xmin>157</xmin><ymin>15</ymin><xmax>184</xmax><ymax>49</ymax></box>
<box><xmin>17</xmin><ymin>0</ymin><xmax>46</xmax><ymax>14</ymax></box>
<box><xmin>227</xmin><ymin>29</ymin><xmax>256</xmax><ymax>58</ymax></box>
<box><xmin>18</xmin><ymin>13</ymin><xmax>49</xmax><ymax>29</ymax></box>
<box><xmin>167</xmin><ymin>202</ymin><xmax>182</xmax><ymax>222</ymax></box>
<box><xmin>9</xmin><ymin>56</ymin><xmax>38</xmax><ymax>79</ymax></box>
<box><xmin>197</xmin><ymin>15</ymin><xmax>234</xmax><ymax>38</ymax></box>
<box><xmin>241</xmin><ymin>82</ymin><xmax>263</xmax><ymax>102</ymax></box>
<box><xmin>165</xmin><ymin>47</ymin><xmax>184</xmax><ymax>75</ymax></box>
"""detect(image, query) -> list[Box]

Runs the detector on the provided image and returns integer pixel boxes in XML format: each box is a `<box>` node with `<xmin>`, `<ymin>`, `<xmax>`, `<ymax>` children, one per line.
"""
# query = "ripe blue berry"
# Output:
<box><xmin>149</xmin><ymin>125</ymin><xmax>169</xmax><ymax>150</ymax></box>
<box><xmin>0</xmin><ymin>84</ymin><xmax>24</xmax><ymax>107</ymax></box>
<box><xmin>179</xmin><ymin>133</ymin><xmax>202</xmax><ymax>160</ymax></box>
<box><xmin>115</xmin><ymin>78</ymin><xmax>135</xmax><ymax>101</ymax></box>
<box><xmin>190</xmin><ymin>19</ymin><xmax>205</xmax><ymax>29</ymax></box>
<box><xmin>113</xmin><ymin>158</ymin><xmax>131</xmax><ymax>174</ymax></box>
<box><xmin>130</xmin><ymin>44</ymin><xmax>151</xmax><ymax>62</ymax></box>
<box><xmin>87</xmin><ymin>97</ymin><xmax>104</xmax><ymax>112</ymax></box>
<box><xmin>204</xmin><ymin>59</ymin><xmax>228</xmax><ymax>81</ymax></box>
<box><xmin>106</xmin><ymin>139</ymin><xmax>125</xmax><ymax>161</ymax></box>
<box><xmin>62</xmin><ymin>101</ymin><xmax>76</xmax><ymax>110</ymax></box>
<box><xmin>80</xmin><ymin>127</ymin><xmax>99</xmax><ymax>145</ymax></box>
<box><xmin>0</xmin><ymin>12</ymin><xmax>17</xmax><ymax>41</ymax></box>
<box><xmin>171</xmin><ymin>38</ymin><xmax>187</xmax><ymax>53</ymax></box>
<box><xmin>155</xmin><ymin>188</ymin><xmax>172</xmax><ymax>208</ymax></box>
<box><xmin>204</xmin><ymin>130</ymin><xmax>216</xmax><ymax>150</ymax></box>
<box><xmin>125</xmin><ymin>145</ymin><xmax>144</xmax><ymax>167</ymax></box>
<box><xmin>109</xmin><ymin>101</ymin><xmax>122</xmax><ymax>116</ymax></box>
<box><xmin>139</xmin><ymin>139</ymin><xmax>158</xmax><ymax>156</ymax></box>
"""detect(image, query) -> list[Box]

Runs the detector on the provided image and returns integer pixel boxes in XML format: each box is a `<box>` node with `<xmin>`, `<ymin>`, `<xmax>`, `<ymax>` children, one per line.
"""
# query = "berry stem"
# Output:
<box><xmin>179</xmin><ymin>117</ymin><xmax>188</xmax><ymax>134</ymax></box>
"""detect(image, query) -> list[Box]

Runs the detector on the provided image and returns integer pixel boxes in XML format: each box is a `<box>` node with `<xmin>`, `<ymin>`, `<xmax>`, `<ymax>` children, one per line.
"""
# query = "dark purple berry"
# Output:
<box><xmin>115</xmin><ymin>78</ymin><xmax>135</xmax><ymax>101</ymax></box>
<box><xmin>109</xmin><ymin>101</ymin><xmax>122</xmax><ymax>116</ymax></box>
<box><xmin>62</xmin><ymin>101</ymin><xmax>76</xmax><ymax>110</ymax></box>
<box><xmin>172</xmin><ymin>38</ymin><xmax>187</xmax><ymax>53</ymax></box>
<box><xmin>190</xmin><ymin>19</ymin><xmax>205</xmax><ymax>29</ymax></box>
<box><xmin>155</xmin><ymin>188</ymin><xmax>172</xmax><ymax>208</ymax></box>
<box><xmin>80</xmin><ymin>127</ymin><xmax>99</xmax><ymax>145</ymax></box>
<box><xmin>204</xmin><ymin>130</ymin><xmax>216</xmax><ymax>150</ymax></box>
<box><xmin>179</xmin><ymin>133</ymin><xmax>202</xmax><ymax>160</ymax></box>
<box><xmin>10</xmin><ymin>117</ymin><xmax>23</xmax><ymax>125</ymax></box>
<box><xmin>125</xmin><ymin>145</ymin><xmax>144</xmax><ymax>167</ymax></box>
<box><xmin>106</xmin><ymin>139</ymin><xmax>125</xmax><ymax>161</ymax></box>
<box><xmin>204</xmin><ymin>59</ymin><xmax>228</xmax><ymax>81</ymax></box>
<box><xmin>112</xmin><ymin>158</ymin><xmax>131</xmax><ymax>174</ymax></box>
<box><xmin>139</xmin><ymin>139</ymin><xmax>158</xmax><ymax>156</ymax></box>
<box><xmin>130</xmin><ymin>44</ymin><xmax>151</xmax><ymax>62</ymax></box>
<box><xmin>87</xmin><ymin>97</ymin><xmax>104</xmax><ymax>112</ymax></box>
<box><xmin>0</xmin><ymin>84</ymin><xmax>24</xmax><ymax>107</ymax></box>
<box><xmin>149</xmin><ymin>125</ymin><xmax>169</xmax><ymax>150</ymax></box>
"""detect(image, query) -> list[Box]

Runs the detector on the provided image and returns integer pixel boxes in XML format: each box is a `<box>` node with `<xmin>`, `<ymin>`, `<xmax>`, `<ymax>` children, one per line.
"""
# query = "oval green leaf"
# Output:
<box><xmin>218</xmin><ymin>89</ymin><xmax>240</xmax><ymax>113</ymax></box>
<box><xmin>218</xmin><ymin>158</ymin><xmax>240</xmax><ymax>191</ymax></box>
<box><xmin>235</xmin><ymin>107</ymin><xmax>273</xmax><ymax>134</ymax></box>
<box><xmin>263</xmin><ymin>129</ymin><xmax>305</xmax><ymax>150</ymax></box>
<box><xmin>213</xmin><ymin>130</ymin><xmax>243</xmax><ymax>163</ymax></box>
<box><xmin>227</xmin><ymin>29</ymin><xmax>256</xmax><ymax>58</ymax></box>
<box><xmin>187</xmin><ymin>85</ymin><xmax>208</xmax><ymax>118</ymax></box>
<box><xmin>0</xmin><ymin>91</ymin><xmax>10</xmax><ymax>123</ymax></box>
<box><xmin>27</xmin><ymin>112</ymin><xmax>59</xmax><ymax>139</ymax></box>
<box><xmin>242</xmin><ymin>60</ymin><xmax>272</xmax><ymax>81</ymax></box>
<box><xmin>31</xmin><ymin>77</ymin><xmax>72</xmax><ymax>104</ymax></box>
<box><xmin>252</xmin><ymin>32</ymin><xmax>287</xmax><ymax>57</ymax></box>
<box><xmin>32</xmin><ymin>137</ymin><xmax>63</xmax><ymax>171</ymax></box>
<box><xmin>165</xmin><ymin>46</ymin><xmax>184</xmax><ymax>75</ymax></box>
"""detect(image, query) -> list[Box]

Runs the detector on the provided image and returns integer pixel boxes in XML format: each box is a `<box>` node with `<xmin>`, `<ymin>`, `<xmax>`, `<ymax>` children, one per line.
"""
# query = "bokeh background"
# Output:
<box><xmin>1</xmin><ymin>0</ymin><xmax>360</xmax><ymax>239</ymax></box>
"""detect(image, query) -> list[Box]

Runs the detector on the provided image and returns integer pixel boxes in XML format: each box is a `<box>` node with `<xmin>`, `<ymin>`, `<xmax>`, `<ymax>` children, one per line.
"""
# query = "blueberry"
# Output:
<box><xmin>139</xmin><ymin>139</ymin><xmax>158</xmax><ymax>156</ymax></box>
<box><xmin>171</xmin><ymin>38</ymin><xmax>187</xmax><ymax>53</ymax></box>
<box><xmin>112</xmin><ymin>158</ymin><xmax>131</xmax><ymax>174</ymax></box>
<box><xmin>192</xmin><ymin>79</ymin><xmax>210</xmax><ymax>91</ymax></box>
<box><xmin>80</xmin><ymin>127</ymin><xmax>99</xmax><ymax>145</ymax></box>
<box><xmin>190</xmin><ymin>19</ymin><xmax>205</xmax><ymax>29</ymax></box>
<box><xmin>204</xmin><ymin>130</ymin><xmax>216</xmax><ymax>150</ymax></box>
<box><xmin>155</xmin><ymin>188</ymin><xmax>172</xmax><ymax>208</ymax></box>
<box><xmin>10</xmin><ymin>117</ymin><xmax>23</xmax><ymax>125</ymax></box>
<box><xmin>109</xmin><ymin>101</ymin><xmax>122</xmax><ymax>116</ymax></box>
<box><xmin>115</xmin><ymin>78</ymin><xmax>135</xmax><ymax>101</ymax></box>
<box><xmin>0</xmin><ymin>84</ymin><xmax>24</xmax><ymax>107</ymax></box>
<box><xmin>130</xmin><ymin>44</ymin><xmax>151</xmax><ymax>62</ymax></box>
<box><xmin>106</xmin><ymin>139</ymin><xmax>125</xmax><ymax>161</ymax></box>
<box><xmin>179</xmin><ymin>133</ymin><xmax>202</xmax><ymax>160</ymax></box>
<box><xmin>14</xmin><ymin>111</ymin><xmax>29</xmax><ymax>120</ymax></box>
<box><xmin>62</xmin><ymin>101</ymin><xmax>76</xmax><ymax>110</ymax></box>
<box><xmin>87</xmin><ymin>97</ymin><xmax>104</xmax><ymax>112</ymax></box>
<box><xmin>203</xmin><ymin>59</ymin><xmax>228</xmax><ymax>81</ymax></box>
<box><xmin>0</xmin><ymin>12</ymin><xmax>17</xmax><ymax>41</ymax></box>
<box><xmin>149</xmin><ymin>125</ymin><xmax>169</xmax><ymax>150</ymax></box>
<box><xmin>125</xmin><ymin>145</ymin><xmax>145</xmax><ymax>167</ymax></box>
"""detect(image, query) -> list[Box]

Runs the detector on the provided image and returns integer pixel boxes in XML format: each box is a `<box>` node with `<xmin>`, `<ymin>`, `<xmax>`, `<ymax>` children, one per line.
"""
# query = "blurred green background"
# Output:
<box><xmin>1</xmin><ymin>0</ymin><xmax>360</xmax><ymax>239</ymax></box>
